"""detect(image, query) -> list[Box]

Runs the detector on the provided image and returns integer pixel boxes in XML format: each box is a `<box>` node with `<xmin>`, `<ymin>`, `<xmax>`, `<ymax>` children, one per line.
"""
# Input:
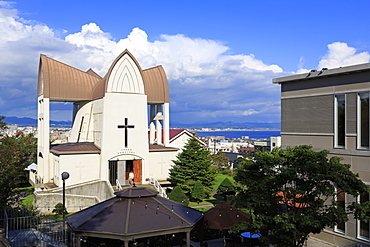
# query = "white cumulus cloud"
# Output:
<box><xmin>0</xmin><ymin>2</ymin><xmax>286</xmax><ymax>123</ymax></box>
<box><xmin>318</xmin><ymin>42</ymin><xmax>370</xmax><ymax>69</ymax></box>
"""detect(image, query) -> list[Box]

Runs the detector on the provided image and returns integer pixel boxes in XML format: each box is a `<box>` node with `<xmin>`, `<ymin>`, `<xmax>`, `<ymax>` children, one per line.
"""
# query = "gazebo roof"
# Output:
<box><xmin>67</xmin><ymin>187</ymin><xmax>203</xmax><ymax>240</ymax></box>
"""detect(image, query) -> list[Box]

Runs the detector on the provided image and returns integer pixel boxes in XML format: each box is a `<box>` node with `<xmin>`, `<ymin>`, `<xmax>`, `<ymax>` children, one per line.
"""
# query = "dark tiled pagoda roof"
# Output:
<box><xmin>67</xmin><ymin>187</ymin><xmax>203</xmax><ymax>240</ymax></box>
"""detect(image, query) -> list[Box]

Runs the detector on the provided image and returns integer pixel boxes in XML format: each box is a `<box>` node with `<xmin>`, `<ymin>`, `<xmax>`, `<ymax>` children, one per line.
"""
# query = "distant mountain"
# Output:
<box><xmin>171</xmin><ymin>121</ymin><xmax>280</xmax><ymax>130</ymax></box>
<box><xmin>3</xmin><ymin>116</ymin><xmax>72</xmax><ymax>127</ymax></box>
<box><xmin>3</xmin><ymin>116</ymin><xmax>280</xmax><ymax>130</ymax></box>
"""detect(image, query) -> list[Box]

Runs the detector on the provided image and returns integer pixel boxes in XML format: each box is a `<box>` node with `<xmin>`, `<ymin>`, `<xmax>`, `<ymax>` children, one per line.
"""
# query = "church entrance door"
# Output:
<box><xmin>133</xmin><ymin>159</ymin><xmax>142</xmax><ymax>184</ymax></box>
<box><xmin>124</xmin><ymin>160</ymin><xmax>142</xmax><ymax>184</ymax></box>
<box><xmin>125</xmin><ymin>160</ymin><xmax>133</xmax><ymax>184</ymax></box>
<box><xmin>108</xmin><ymin>160</ymin><xmax>118</xmax><ymax>186</ymax></box>
<box><xmin>109</xmin><ymin>159</ymin><xmax>142</xmax><ymax>186</ymax></box>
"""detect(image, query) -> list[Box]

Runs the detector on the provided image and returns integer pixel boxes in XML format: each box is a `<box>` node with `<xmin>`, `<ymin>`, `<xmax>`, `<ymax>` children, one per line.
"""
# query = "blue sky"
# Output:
<box><xmin>1</xmin><ymin>0</ymin><xmax>370</xmax><ymax>124</ymax></box>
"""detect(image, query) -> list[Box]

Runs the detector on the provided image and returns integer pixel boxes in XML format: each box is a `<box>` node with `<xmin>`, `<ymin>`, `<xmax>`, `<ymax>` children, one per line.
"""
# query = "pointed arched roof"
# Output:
<box><xmin>38</xmin><ymin>55</ymin><xmax>102</xmax><ymax>101</ymax></box>
<box><xmin>38</xmin><ymin>50</ymin><xmax>170</xmax><ymax>103</ymax></box>
<box><xmin>142</xmin><ymin>65</ymin><xmax>169</xmax><ymax>103</ymax></box>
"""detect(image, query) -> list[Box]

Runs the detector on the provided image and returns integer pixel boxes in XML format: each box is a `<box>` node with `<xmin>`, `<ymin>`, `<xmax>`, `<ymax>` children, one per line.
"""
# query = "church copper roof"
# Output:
<box><xmin>142</xmin><ymin>65</ymin><xmax>169</xmax><ymax>103</ymax></box>
<box><xmin>38</xmin><ymin>55</ymin><xmax>101</xmax><ymax>101</ymax></box>
<box><xmin>50</xmin><ymin>142</ymin><xmax>101</xmax><ymax>155</ymax></box>
<box><xmin>67</xmin><ymin>187</ymin><xmax>203</xmax><ymax>240</ymax></box>
<box><xmin>38</xmin><ymin>50</ymin><xmax>169</xmax><ymax>103</ymax></box>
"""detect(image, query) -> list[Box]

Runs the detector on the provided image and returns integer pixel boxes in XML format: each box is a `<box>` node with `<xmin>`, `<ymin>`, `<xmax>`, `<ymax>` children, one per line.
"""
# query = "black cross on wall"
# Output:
<box><xmin>118</xmin><ymin>118</ymin><xmax>135</xmax><ymax>148</ymax></box>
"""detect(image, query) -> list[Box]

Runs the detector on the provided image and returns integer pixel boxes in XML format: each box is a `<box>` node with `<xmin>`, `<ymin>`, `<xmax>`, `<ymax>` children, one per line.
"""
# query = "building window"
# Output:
<box><xmin>358</xmin><ymin>190</ymin><xmax>370</xmax><ymax>240</ymax></box>
<box><xmin>335</xmin><ymin>95</ymin><xmax>346</xmax><ymax>147</ymax></box>
<box><xmin>335</xmin><ymin>187</ymin><xmax>346</xmax><ymax>233</ymax></box>
<box><xmin>358</xmin><ymin>93</ymin><xmax>369</xmax><ymax>149</ymax></box>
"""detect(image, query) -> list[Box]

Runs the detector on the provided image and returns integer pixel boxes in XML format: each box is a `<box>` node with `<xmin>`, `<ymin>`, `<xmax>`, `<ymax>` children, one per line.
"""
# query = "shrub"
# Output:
<box><xmin>52</xmin><ymin>203</ymin><xmax>67</xmax><ymax>215</ymax></box>
<box><xmin>168</xmin><ymin>186</ymin><xmax>189</xmax><ymax>206</ymax></box>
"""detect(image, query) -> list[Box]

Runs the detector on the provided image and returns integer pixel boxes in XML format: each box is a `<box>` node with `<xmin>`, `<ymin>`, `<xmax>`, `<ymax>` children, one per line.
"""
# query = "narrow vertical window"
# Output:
<box><xmin>335</xmin><ymin>187</ymin><xmax>346</xmax><ymax>233</ymax></box>
<box><xmin>359</xmin><ymin>93</ymin><xmax>369</xmax><ymax>148</ymax></box>
<box><xmin>359</xmin><ymin>191</ymin><xmax>369</xmax><ymax>239</ymax></box>
<box><xmin>335</xmin><ymin>95</ymin><xmax>346</xmax><ymax>147</ymax></box>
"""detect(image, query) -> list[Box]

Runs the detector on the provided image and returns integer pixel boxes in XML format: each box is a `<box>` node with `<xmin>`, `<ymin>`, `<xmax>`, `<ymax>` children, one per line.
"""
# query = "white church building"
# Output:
<box><xmin>31</xmin><ymin>50</ymin><xmax>181</xmax><ymax>212</ymax></box>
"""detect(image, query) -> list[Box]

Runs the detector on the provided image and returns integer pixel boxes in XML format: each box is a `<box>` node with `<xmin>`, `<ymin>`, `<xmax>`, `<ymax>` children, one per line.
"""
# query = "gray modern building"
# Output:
<box><xmin>273</xmin><ymin>64</ymin><xmax>370</xmax><ymax>247</ymax></box>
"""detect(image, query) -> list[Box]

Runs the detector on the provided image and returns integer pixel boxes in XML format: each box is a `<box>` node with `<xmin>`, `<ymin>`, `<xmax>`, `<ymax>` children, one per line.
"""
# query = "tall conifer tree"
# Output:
<box><xmin>191</xmin><ymin>180</ymin><xmax>206</xmax><ymax>203</ymax></box>
<box><xmin>170</xmin><ymin>137</ymin><xmax>215</xmax><ymax>195</ymax></box>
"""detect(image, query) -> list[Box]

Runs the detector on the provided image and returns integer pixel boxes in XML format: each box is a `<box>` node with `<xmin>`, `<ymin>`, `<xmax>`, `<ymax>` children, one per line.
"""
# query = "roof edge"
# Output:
<box><xmin>273</xmin><ymin>62</ymin><xmax>370</xmax><ymax>84</ymax></box>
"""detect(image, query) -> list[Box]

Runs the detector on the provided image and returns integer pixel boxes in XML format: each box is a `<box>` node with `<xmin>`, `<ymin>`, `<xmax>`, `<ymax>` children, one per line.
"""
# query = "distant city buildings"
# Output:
<box><xmin>3</xmin><ymin>124</ymin><xmax>37</xmax><ymax>136</ymax></box>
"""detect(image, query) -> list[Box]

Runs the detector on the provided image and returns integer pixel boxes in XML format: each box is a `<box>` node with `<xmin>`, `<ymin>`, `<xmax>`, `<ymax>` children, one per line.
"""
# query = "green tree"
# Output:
<box><xmin>217</xmin><ymin>177</ymin><xmax>235</xmax><ymax>201</ymax></box>
<box><xmin>0</xmin><ymin>116</ymin><xmax>8</xmax><ymax>131</ymax></box>
<box><xmin>170</xmin><ymin>138</ymin><xmax>215</xmax><ymax>195</ymax></box>
<box><xmin>209</xmin><ymin>151</ymin><xmax>230</xmax><ymax>170</ymax></box>
<box><xmin>168</xmin><ymin>186</ymin><xmax>189</xmax><ymax>206</ymax></box>
<box><xmin>191</xmin><ymin>180</ymin><xmax>206</xmax><ymax>203</ymax></box>
<box><xmin>52</xmin><ymin>203</ymin><xmax>66</xmax><ymax>215</ymax></box>
<box><xmin>0</xmin><ymin>117</ymin><xmax>37</xmax><ymax>207</ymax></box>
<box><xmin>234</xmin><ymin>145</ymin><xmax>370</xmax><ymax>247</ymax></box>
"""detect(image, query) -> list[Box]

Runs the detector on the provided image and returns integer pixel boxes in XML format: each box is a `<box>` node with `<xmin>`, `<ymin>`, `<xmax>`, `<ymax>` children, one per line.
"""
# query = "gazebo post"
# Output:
<box><xmin>76</xmin><ymin>236</ymin><xmax>81</xmax><ymax>247</ymax></box>
<box><xmin>186</xmin><ymin>230</ymin><xmax>190</xmax><ymax>247</ymax></box>
<box><xmin>123</xmin><ymin>239</ymin><xmax>129</xmax><ymax>247</ymax></box>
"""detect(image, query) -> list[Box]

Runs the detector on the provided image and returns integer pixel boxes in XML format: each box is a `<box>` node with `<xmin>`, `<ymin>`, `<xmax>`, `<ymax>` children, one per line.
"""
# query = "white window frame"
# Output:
<box><xmin>334</xmin><ymin>185</ymin><xmax>346</xmax><ymax>234</ymax></box>
<box><xmin>357</xmin><ymin>92</ymin><xmax>370</xmax><ymax>149</ymax></box>
<box><xmin>334</xmin><ymin>94</ymin><xmax>346</xmax><ymax>148</ymax></box>
<box><xmin>357</xmin><ymin>185</ymin><xmax>370</xmax><ymax>241</ymax></box>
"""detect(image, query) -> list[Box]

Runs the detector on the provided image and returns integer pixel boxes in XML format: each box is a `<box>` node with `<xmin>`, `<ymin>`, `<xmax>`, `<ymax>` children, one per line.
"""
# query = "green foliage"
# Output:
<box><xmin>52</xmin><ymin>203</ymin><xmax>66</xmax><ymax>215</ymax></box>
<box><xmin>191</xmin><ymin>180</ymin><xmax>206</xmax><ymax>203</ymax></box>
<box><xmin>194</xmin><ymin>207</ymin><xmax>209</xmax><ymax>212</ymax></box>
<box><xmin>0</xmin><ymin>119</ymin><xmax>37</xmax><ymax>207</ymax></box>
<box><xmin>43</xmin><ymin>212</ymin><xmax>73</xmax><ymax>221</ymax></box>
<box><xmin>209</xmin><ymin>151</ymin><xmax>230</xmax><ymax>170</ymax></box>
<box><xmin>168</xmin><ymin>186</ymin><xmax>189</xmax><ymax>206</ymax></box>
<box><xmin>213</xmin><ymin>173</ymin><xmax>235</xmax><ymax>190</ymax></box>
<box><xmin>0</xmin><ymin>116</ymin><xmax>8</xmax><ymax>131</ymax></box>
<box><xmin>234</xmin><ymin>145</ymin><xmax>370</xmax><ymax>247</ymax></box>
<box><xmin>20</xmin><ymin>194</ymin><xmax>34</xmax><ymax>207</ymax></box>
<box><xmin>349</xmin><ymin>198</ymin><xmax>370</xmax><ymax>223</ymax></box>
<box><xmin>217</xmin><ymin>177</ymin><xmax>234</xmax><ymax>193</ymax></box>
<box><xmin>170</xmin><ymin>138</ymin><xmax>215</xmax><ymax>195</ymax></box>
<box><xmin>217</xmin><ymin>177</ymin><xmax>235</xmax><ymax>201</ymax></box>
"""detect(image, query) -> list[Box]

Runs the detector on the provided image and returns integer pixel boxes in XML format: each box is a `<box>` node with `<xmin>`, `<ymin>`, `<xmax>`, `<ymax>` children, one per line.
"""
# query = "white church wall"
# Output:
<box><xmin>53</xmin><ymin>154</ymin><xmax>100</xmax><ymax>187</ymax></box>
<box><xmin>69</xmin><ymin>101</ymin><xmax>94</xmax><ymax>142</ymax></box>
<box><xmin>52</xmin><ymin>154</ymin><xmax>59</xmax><ymax>186</ymax></box>
<box><xmin>148</xmin><ymin>151</ymin><xmax>177</xmax><ymax>181</ymax></box>
<box><xmin>163</xmin><ymin>103</ymin><xmax>170</xmax><ymax>146</ymax></box>
<box><xmin>99</xmin><ymin>93</ymin><xmax>149</xmax><ymax>183</ymax></box>
<box><xmin>92</xmin><ymin>99</ymin><xmax>104</xmax><ymax>148</ymax></box>
<box><xmin>37</xmin><ymin>96</ymin><xmax>50</xmax><ymax>184</ymax></box>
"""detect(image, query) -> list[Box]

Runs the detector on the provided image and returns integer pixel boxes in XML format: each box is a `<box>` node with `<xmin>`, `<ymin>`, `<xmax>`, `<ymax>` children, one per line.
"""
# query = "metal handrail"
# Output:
<box><xmin>149</xmin><ymin>175</ymin><xmax>167</xmax><ymax>198</ymax></box>
<box><xmin>116</xmin><ymin>179</ymin><xmax>123</xmax><ymax>191</ymax></box>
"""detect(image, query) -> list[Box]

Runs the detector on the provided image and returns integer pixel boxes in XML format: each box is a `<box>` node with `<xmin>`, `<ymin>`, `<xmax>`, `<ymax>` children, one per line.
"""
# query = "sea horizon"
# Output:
<box><xmin>194</xmin><ymin>130</ymin><xmax>280</xmax><ymax>139</ymax></box>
